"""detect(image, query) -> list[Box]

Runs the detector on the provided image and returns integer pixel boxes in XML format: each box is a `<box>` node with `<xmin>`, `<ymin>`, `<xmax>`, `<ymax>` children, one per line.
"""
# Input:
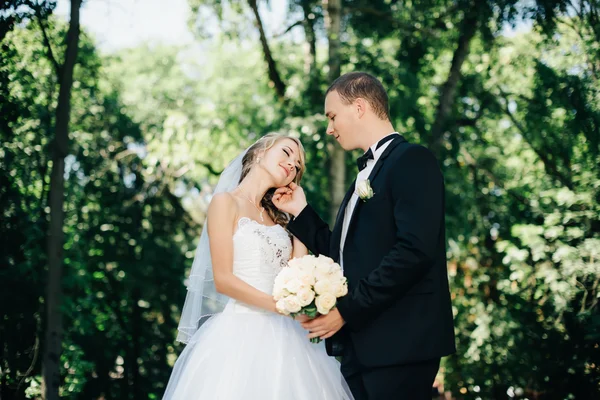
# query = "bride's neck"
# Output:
<box><xmin>236</xmin><ymin>173</ymin><xmax>271</xmax><ymax>205</ymax></box>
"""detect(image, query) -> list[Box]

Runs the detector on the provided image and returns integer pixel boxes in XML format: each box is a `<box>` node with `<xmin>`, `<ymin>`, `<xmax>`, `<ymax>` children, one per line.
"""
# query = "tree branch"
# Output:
<box><xmin>199</xmin><ymin>162</ymin><xmax>223</xmax><ymax>176</ymax></box>
<box><xmin>274</xmin><ymin>19</ymin><xmax>304</xmax><ymax>37</ymax></box>
<box><xmin>343</xmin><ymin>4</ymin><xmax>459</xmax><ymax>38</ymax></box>
<box><xmin>300</xmin><ymin>0</ymin><xmax>320</xmax><ymax>109</ymax></box>
<box><xmin>325</xmin><ymin>0</ymin><xmax>341</xmax><ymax>80</ymax></box>
<box><xmin>456</xmin><ymin>118</ymin><xmax>479</xmax><ymax>127</ymax></box>
<box><xmin>301</xmin><ymin>0</ymin><xmax>317</xmax><ymax>73</ymax></box>
<box><xmin>15</xmin><ymin>312</ymin><xmax>41</xmax><ymax>393</ymax></box>
<box><xmin>428</xmin><ymin>3</ymin><xmax>480</xmax><ymax>154</ymax></box>
<box><xmin>459</xmin><ymin>146</ymin><xmax>532</xmax><ymax>208</ymax></box>
<box><xmin>35</xmin><ymin>9</ymin><xmax>61</xmax><ymax>79</ymax></box>
<box><xmin>247</xmin><ymin>0</ymin><xmax>287</xmax><ymax>100</ymax></box>
<box><xmin>54</xmin><ymin>0</ymin><xmax>81</xmax><ymax>157</ymax></box>
<box><xmin>496</xmin><ymin>88</ymin><xmax>574</xmax><ymax>190</ymax></box>
<box><xmin>560</xmin><ymin>15</ymin><xmax>600</xmax><ymax>83</ymax></box>
<box><xmin>456</xmin><ymin>101</ymin><xmax>487</xmax><ymax>127</ymax></box>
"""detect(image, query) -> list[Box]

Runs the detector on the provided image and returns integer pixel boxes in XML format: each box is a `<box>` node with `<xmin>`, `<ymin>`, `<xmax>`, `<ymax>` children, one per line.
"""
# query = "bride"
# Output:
<box><xmin>163</xmin><ymin>133</ymin><xmax>353</xmax><ymax>399</ymax></box>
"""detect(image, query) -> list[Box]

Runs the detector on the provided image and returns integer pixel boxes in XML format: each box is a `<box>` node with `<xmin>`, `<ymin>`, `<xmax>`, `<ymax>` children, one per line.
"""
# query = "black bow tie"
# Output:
<box><xmin>356</xmin><ymin>135</ymin><xmax>397</xmax><ymax>171</ymax></box>
<box><xmin>356</xmin><ymin>148</ymin><xmax>374</xmax><ymax>171</ymax></box>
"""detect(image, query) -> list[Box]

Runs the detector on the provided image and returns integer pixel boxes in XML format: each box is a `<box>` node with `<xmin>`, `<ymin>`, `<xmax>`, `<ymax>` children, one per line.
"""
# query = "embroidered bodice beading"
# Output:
<box><xmin>224</xmin><ymin>217</ymin><xmax>292</xmax><ymax>314</ymax></box>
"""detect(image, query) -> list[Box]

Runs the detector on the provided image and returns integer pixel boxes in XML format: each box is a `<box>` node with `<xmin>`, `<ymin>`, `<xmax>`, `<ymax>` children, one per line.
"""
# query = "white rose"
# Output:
<box><xmin>298</xmin><ymin>271</ymin><xmax>316</xmax><ymax>287</ymax></box>
<box><xmin>283</xmin><ymin>295</ymin><xmax>302</xmax><ymax>313</ymax></box>
<box><xmin>273</xmin><ymin>286</ymin><xmax>290</xmax><ymax>301</ymax></box>
<box><xmin>314</xmin><ymin>264</ymin><xmax>334</xmax><ymax>281</ymax></box>
<box><xmin>334</xmin><ymin>280</ymin><xmax>348</xmax><ymax>297</ymax></box>
<box><xmin>329</xmin><ymin>267</ymin><xmax>344</xmax><ymax>281</ymax></box>
<box><xmin>274</xmin><ymin>268</ymin><xmax>294</xmax><ymax>287</ymax></box>
<box><xmin>314</xmin><ymin>279</ymin><xmax>334</xmax><ymax>295</ymax></box>
<box><xmin>317</xmin><ymin>254</ymin><xmax>335</xmax><ymax>265</ymax></box>
<box><xmin>284</xmin><ymin>278</ymin><xmax>303</xmax><ymax>294</ymax></box>
<box><xmin>296</xmin><ymin>287</ymin><xmax>315</xmax><ymax>307</ymax></box>
<box><xmin>298</xmin><ymin>256</ymin><xmax>317</xmax><ymax>272</ymax></box>
<box><xmin>272</xmin><ymin>280</ymin><xmax>283</xmax><ymax>292</ymax></box>
<box><xmin>316</xmin><ymin>262</ymin><xmax>333</xmax><ymax>275</ymax></box>
<box><xmin>356</xmin><ymin>179</ymin><xmax>374</xmax><ymax>200</ymax></box>
<box><xmin>276</xmin><ymin>298</ymin><xmax>290</xmax><ymax>315</ymax></box>
<box><xmin>293</xmin><ymin>254</ymin><xmax>313</xmax><ymax>265</ymax></box>
<box><xmin>315</xmin><ymin>293</ymin><xmax>337</xmax><ymax>315</ymax></box>
<box><xmin>291</xmin><ymin>265</ymin><xmax>304</xmax><ymax>277</ymax></box>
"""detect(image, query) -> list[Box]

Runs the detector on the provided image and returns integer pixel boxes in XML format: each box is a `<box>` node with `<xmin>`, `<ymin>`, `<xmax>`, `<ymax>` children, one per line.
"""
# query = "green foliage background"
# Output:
<box><xmin>1</xmin><ymin>0</ymin><xmax>598</xmax><ymax>398</ymax></box>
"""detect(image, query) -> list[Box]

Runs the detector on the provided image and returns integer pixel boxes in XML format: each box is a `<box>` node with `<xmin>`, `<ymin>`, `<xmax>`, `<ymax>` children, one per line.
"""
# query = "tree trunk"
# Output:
<box><xmin>301</xmin><ymin>0</ymin><xmax>320</xmax><ymax>110</ymax></box>
<box><xmin>247</xmin><ymin>0</ymin><xmax>286</xmax><ymax>100</ymax></box>
<box><xmin>42</xmin><ymin>1</ymin><xmax>81</xmax><ymax>398</ymax></box>
<box><xmin>428</xmin><ymin>5</ymin><xmax>478</xmax><ymax>155</ymax></box>
<box><xmin>324</xmin><ymin>0</ymin><xmax>344</xmax><ymax>226</ymax></box>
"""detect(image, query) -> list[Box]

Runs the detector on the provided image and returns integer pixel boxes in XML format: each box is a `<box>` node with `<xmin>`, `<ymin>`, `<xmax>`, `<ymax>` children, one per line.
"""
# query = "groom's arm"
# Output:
<box><xmin>336</xmin><ymin>145</ymin><xmax>444</xmax><ymax>331</ymax></box>
<box><xmin>287</xmin><ymin>205</ymin><xmax>333</xmax><ymax>258</ymax></box>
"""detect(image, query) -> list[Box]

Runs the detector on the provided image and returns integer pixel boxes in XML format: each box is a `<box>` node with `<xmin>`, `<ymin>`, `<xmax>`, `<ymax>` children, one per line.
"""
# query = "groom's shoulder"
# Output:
<box><xmin>390</xmin><ymin>140</ymin><xmax>438</xmax><ymax>165</ymax></box>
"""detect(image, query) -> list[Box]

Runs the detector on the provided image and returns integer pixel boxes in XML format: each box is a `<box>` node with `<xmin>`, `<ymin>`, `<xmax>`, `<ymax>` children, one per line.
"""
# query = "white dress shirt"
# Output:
<box><xmin>339</xmin><ymin>133</ymin><xmax>399</xmax><ymax>269</ymax></box>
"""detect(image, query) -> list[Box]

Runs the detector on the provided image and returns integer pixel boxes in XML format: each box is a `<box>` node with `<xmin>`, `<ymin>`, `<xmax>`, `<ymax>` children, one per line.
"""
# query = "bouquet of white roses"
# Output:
<box><xmin>273</xmin><ymin>254</ymin><xmax>348</xmax><ymax>342</ymax></box>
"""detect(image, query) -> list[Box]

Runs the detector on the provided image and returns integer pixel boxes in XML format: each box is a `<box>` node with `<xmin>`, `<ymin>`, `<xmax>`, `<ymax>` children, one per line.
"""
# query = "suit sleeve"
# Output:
<box><xmin>336</xmin><ymin>146</ymin><xmax>444</xmax><ymax>331</ymax></box>
<box><xmin>286</xmin><ymin>205</ymin><xmax>333</xmax><ymax>258</ymax></box>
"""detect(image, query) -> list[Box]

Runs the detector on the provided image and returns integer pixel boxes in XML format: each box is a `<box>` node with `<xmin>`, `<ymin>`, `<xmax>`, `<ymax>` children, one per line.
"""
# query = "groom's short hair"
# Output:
<box><xmin>326</xmin><ymin>72</ymin><xmax>390</xmax><ymax>121</ymax></box>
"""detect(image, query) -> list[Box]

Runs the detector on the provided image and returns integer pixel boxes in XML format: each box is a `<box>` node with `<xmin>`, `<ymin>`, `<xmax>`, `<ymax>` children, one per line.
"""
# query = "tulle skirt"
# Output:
<box><xmin>163</xmin><ymin>301</ymin><xmax>354</xmax><ymax>399</ymax></box>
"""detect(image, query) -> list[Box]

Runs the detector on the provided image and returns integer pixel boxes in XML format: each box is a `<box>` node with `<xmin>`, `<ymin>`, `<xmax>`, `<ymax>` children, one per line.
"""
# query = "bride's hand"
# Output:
<box><xmin>272</xmin><ymin>182</ymin><xmax>307</xmax><ymax>217</ymax></box>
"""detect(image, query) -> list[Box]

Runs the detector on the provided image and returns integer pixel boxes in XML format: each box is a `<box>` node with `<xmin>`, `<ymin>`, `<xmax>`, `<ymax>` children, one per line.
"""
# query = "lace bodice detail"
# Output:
<box><xmin>230</xmin><ymin>217</ymin><xmax>292</xmax><ymax>296</ymax></box>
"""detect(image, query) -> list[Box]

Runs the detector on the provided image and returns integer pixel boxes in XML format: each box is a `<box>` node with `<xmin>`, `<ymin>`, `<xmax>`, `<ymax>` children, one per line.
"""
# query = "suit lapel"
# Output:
<box><xmin>366</xmin><ymin>135</ymin><xmax>406</xmax><ymax>185</ymax></box>
<box><xmin>330</xmin><ymin>180</ymin><xmax>355</xmax><ymax>261</ymax></box>
<box><xmin>343</xmin><ymin>135</ymin><xmax>406</xmax><ymax>245</ymax></box>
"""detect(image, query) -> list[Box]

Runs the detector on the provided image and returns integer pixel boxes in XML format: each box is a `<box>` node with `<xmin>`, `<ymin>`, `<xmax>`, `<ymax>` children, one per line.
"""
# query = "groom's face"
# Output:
<box><xmin>324</xmin><ymin>90</ymin><xmax>361</xmax><ymax>151</ymax></box>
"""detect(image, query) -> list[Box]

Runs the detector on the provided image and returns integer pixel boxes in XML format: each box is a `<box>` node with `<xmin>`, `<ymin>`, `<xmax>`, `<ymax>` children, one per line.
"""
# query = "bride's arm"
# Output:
<box><xmin>291</xmin><ymin>236</ymin><xmax>308</xmax><ymax>259</ymax></box>
<box><xmin>290</xmin><ymin>236</ymin><xmax>311</xmax><ymax>322</ymax></box>
<box><xmin>208</xmin><ymin>193</ymin><xmax>278</xmax><ymax>313</ymax></box>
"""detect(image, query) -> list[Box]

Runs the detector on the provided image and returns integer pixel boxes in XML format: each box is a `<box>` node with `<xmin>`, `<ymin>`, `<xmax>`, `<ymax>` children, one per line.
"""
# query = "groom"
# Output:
<box><xmin>274</xmin><ymin>72</ymin><xmax>456</xmax><ymax>399</ymax></box>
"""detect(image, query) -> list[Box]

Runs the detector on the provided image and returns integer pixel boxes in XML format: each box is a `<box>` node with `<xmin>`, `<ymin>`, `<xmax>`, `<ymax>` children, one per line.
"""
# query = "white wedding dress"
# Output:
<box><xmin>163</xmin><ymin>217</ymin><xmax>354</xmax><ymax>399</ymax></box>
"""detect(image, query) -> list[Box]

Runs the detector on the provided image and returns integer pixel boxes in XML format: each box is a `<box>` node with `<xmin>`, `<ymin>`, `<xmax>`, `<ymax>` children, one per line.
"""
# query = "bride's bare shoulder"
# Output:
<box><xmin>211</xmin><ymin>192</ymin><xmax>236</xmax><ymax>205</ymax></box>
<box><xmin>208</xmin><ymin>193</ymin><xmax>240</xmax><ymax>224</ymax></box>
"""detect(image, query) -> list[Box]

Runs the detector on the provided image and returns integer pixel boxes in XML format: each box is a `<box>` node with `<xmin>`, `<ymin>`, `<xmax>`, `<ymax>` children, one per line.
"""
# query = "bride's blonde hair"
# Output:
<box><xmin>239</xmin><ymin>133</ymin><xmax>306</xmax><ymax>227</ymax></box>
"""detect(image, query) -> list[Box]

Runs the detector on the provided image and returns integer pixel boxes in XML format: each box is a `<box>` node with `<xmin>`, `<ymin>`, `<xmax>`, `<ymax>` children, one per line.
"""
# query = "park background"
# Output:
<box><xmin>1</xmin><ymin>0</ymin><xmax>599</xmax><ymax>398</ymax></box>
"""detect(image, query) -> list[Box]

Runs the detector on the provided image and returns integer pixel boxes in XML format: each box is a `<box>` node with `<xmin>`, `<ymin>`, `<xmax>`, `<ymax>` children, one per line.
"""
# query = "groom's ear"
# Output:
<box><xmin>355</xmin><ymin>98</ymin><xmax>367</xmax><ymax>119</ymax></box>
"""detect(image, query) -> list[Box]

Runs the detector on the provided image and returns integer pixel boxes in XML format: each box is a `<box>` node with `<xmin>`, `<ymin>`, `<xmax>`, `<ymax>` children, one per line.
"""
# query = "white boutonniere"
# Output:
<box><xmin>356</xmin><ymin>179</ymin><xmax>374</xmax><ymax>201</ymax></box>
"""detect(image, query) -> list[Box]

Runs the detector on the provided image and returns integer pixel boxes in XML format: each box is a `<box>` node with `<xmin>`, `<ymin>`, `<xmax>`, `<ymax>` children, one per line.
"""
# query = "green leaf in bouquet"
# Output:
<box><xmin>305</xmin><ymin>308</ymin><xmax>318</xmax><ymax>318</ymax></box>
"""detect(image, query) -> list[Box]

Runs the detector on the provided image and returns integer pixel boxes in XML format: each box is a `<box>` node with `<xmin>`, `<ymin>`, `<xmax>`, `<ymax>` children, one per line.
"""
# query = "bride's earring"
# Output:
<box><xmin>256</xmin><ymin>157</ymin><xmax>261</xmax><ymax>164</ymax></box>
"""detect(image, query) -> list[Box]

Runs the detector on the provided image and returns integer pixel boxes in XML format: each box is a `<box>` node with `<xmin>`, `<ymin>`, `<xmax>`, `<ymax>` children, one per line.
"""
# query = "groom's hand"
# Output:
<box><xmin>302</xmin><ymin>308</ymin><xmax>345</xmax><ymax>340</ymax></box>
<box><xmin>272</xmin><ymin>182</ymin><xmax>307</xmax><ymax>217</ymax></box>
<box><xmin>293</xmin><ymin>314</ymin><xmax>311</xmax><ymax>323</ymax></box>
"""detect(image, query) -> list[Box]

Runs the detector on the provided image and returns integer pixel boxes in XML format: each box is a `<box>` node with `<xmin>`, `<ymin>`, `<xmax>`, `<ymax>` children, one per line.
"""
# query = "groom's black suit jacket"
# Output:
<box><xmin>288</xmin><ymin>135</ymin><xmax>456</xmax><ymax>369</ymax></box>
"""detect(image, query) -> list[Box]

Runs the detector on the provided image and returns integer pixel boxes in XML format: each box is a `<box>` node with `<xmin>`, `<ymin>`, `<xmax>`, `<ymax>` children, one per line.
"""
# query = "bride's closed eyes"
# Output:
<box><xmin>282</xmin><ymin>148</ymin><xmax>301</xmax><ymax>172</ymax></box>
